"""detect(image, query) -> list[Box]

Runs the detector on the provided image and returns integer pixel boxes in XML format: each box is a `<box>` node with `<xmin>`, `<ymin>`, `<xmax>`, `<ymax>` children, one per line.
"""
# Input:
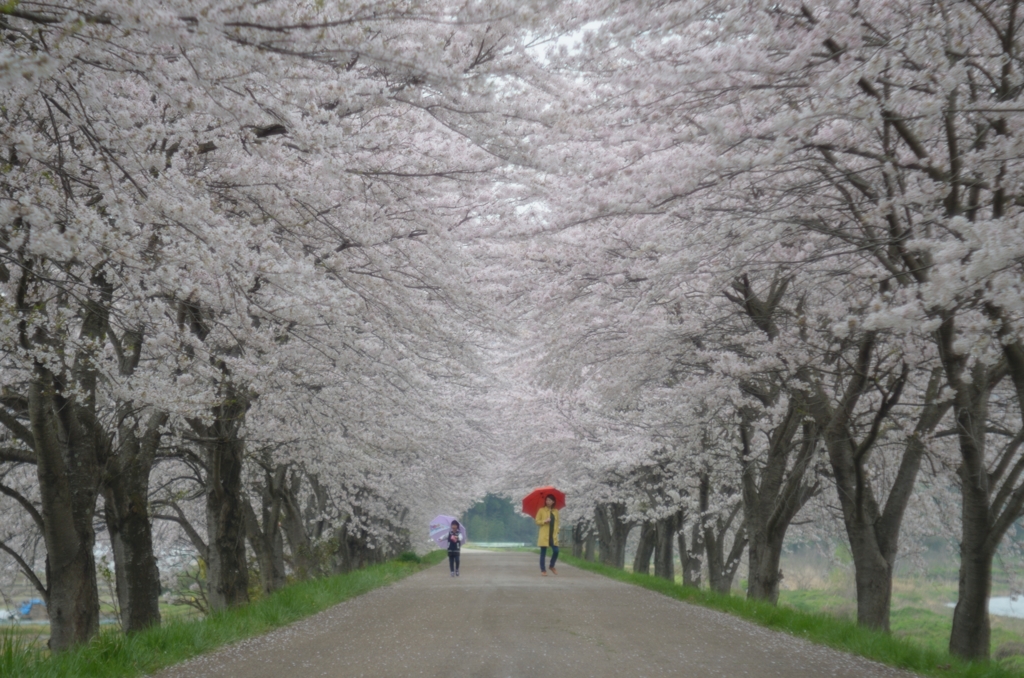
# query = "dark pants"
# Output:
<box><xmin>540</xmin><ymin>546</ymin><xmax>559</xmax><ymax>572</ymax></box>
<box><xmin>448</xmin><ymin>551</ymin><xmax>460</xmax><ymax>572</ymax></box>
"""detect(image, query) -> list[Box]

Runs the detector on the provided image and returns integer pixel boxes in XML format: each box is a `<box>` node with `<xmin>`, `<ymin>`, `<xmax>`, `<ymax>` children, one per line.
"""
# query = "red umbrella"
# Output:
<box><xmin>521</xmin><ymin>486</ymin><xmax>566</xmax><ymax>518</ymax></box>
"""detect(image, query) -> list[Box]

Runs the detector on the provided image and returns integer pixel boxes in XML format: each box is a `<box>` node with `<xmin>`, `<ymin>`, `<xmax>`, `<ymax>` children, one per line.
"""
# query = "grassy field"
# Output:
<box><xmin>565</xmin><ymin>554</ymin><xmax>1024</xmax><ymax>678</ymax></box>
<box><xmin>1</xmin><ymin>551</ymin><xmax>445</xmax><ymax>678</ymax></box>
<box><xmin>774</xmin><ymin>561</ymin><xmax>1024</xmax><ymax>674</ymax></box>
<box><xmin>1</xmin><ymin>575</ymin><xmax>204</xmax><ymax>650</ymax></box>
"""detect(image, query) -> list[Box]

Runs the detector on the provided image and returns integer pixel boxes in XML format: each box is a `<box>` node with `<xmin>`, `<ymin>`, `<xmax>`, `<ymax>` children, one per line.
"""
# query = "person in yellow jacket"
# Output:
<box><xmin>535</xmin><ymin>494</ymin><xmax>560</xmax><ymax>575</ymax></box>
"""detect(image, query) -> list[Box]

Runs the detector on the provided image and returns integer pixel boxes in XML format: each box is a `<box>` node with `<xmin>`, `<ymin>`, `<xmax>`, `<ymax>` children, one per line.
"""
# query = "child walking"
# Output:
<box><xmin>535</xmin><ymin>494</ymin><xmax>560</xmax><ymax>575</ymax></box>
<box><xmin>447</xmin><ymin>520</ymin><xmax>463</xmax><ymax>577</ymax></box>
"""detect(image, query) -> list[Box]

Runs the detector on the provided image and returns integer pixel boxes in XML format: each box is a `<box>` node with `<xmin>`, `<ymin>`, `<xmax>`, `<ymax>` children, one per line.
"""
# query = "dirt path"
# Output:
<box><xmin>153</xmin><ymin>551</ymin><xmax>916</xmax><ymax>678</ymax></box>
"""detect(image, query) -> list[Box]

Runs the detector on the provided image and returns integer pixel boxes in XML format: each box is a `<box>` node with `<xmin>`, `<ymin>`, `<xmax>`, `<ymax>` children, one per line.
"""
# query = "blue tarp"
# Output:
<box><xmin>18</xmin><ymin>598</ymin><xmax>43</xmax><ymax>616</ymax></box>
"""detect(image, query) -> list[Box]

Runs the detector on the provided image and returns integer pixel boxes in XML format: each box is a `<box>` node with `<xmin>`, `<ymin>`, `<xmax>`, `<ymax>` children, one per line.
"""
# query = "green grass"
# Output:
<box><xmin>780</xmin><ymin>588</ymin><xmax>858</xmax><ymax>621</ymax></box>
<box><xmin>562</xmin><ymin>554</ymin><xmax>1023</xmax><ymax>678</ymax></box>
<box><xmin>157</xmin><ymin>602</ymin><xmax>201</xmax><ymax>623</ymax></box>
<box><xmin>891</xmin><ymin>607</ymin><xmax>957</xmax><ymax>653</ymax></box>
<box><xmin>2</xmin><ymin>551</ymin><xmax>445</xmax><ymax>678</ymax></box>
<box><xmin>777</xmin><ymin>572</ymin><xmax>1024</xmax><ymax>669</ymax></box>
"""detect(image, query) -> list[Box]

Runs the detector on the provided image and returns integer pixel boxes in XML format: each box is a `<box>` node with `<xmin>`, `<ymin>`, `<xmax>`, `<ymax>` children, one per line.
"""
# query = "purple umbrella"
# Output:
<box><xmin>429</xmin><ymin>515</ymin><xmax>467</xmax><ymax>549</ymax></box>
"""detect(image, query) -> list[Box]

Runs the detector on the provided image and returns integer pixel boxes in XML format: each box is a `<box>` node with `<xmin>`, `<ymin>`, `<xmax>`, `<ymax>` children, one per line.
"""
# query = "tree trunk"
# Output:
<box><xmin>30</xmin><ymin>373</ymin><xmax>102</xmax><ymax>651</ymax></box>
<box><xmin>806</xmin><ymin>334</ymin><xmax>947</xmax><ymax>632</ymax></box>
<box><xmin>741</xmin><ymin>413</ymin><xmax>819</xmax><ymax>605</ymax></box>
<box><xmin>103</xmin><ymin>480</ymin><xmax>162</xmax><ymax>632</ymax></box>
<box><xmin>946</xmin><ymin>356</ymin><xmax>996</xmax><ymax>659</ymax></box>
<box><xmin>653</xmin><ymin>513</ymin><xmax>677</xmax><ymax>581</ymax></box>
<box><xmin>193</xmin><ymin>390</ymin><xmax>251</xmax><ymax>612</ymax></box>
<box><xmin>333</xmin><ymin>520</ymin><xmax>375</xmax><ymax>573</ymax></box>
<box><xmin>247</xmin><ymin>513</ymin><xmax>286</xmax><ymax>596</ymax></box>
<box><xmin>632</xmin><ymin>522</ymin><xmax>656</xmax><ymax>574</ymax></box>
<box><xmin>27</xmin><ymin>277</ymin><xmax>117</xmax><ymax>651</ymax></box>
<box><xmin>179</xmin><ymin>301</ymin><xmax>251</xmax><ymax>611</ymax></box>
<box><xmin>727</xmin><ymin>280</ymin><xmax>820</xmax><ymax>603</ymax></box>
<box><xmin>41</xmin><ymin>533</ymin><xmax>100</xmax><ymax>652</ymax></box>
<box><xmin>584</xmin><ymin>529</ymin><xmax>596</xmax><ymax>561</ymax></box>
<box><xmin>571</xmin><ymin>520</ymin><xmax>590</xmax><ymax>558</ymax></box>
<box><xmin>746</xmin><ymin>530</ymin><xmax>785</xmax><ymax>604</ymax></box>
<box><xmin>102</xmin><ymin>411</ymin><xmax>166</xmax><ymax>633</ymax></box>
<box><xmin>949</xmin><ymin>513</ymin><xmax>994</xmax><ymax>660</ymax></box>
<box><xmin>594</xmin><ymin>503</ymin><xmax>632</xmax><ymax>569</ymax></box>
<box><xmin>279</xmin><ymin>470</ymin><xmax>321</xmax><ymax>580</ymax></box>
<box><xmin>205</xmin><ymin>433</ymin><xmax>249</xmax><ymax>610</ymax></box>
<box><xmin>940</xmin><ymin>331</ymin><xmax>1024</xmax><ymax>659</ymax></box>
<box><xmin>699</xmin><ymin>471</ymin><xmax>746</xmax><ymax>595</ymax></box>
<box><xmin>705</xmin><ymin>518</ymin><xmax>746</xmax><ymax>595</ymax></box>
<box><xmin>822</xmin><ymin>432</ymin><xmax>899</xmax><ymax>631</ymax></box>
<box><xmin>852</xmin><ymin>527</ymin><xmax>896</xmax><ymax>627</ymax></box>
<box><xmin>242</xmin><ymin>466</ymin><xmax>287</xmax><ymax>596</ymax></box>
<box><xmin>331</xmin><ymin>525</ymin><xmax>353</xmax><ymax>574</ymax></box>
<box><xmin>305</xmin><ymin>474</ymin><xmax>330</xmax><ymax>544</ymax></box>
<box><xmin>678</xmin><ymin>512</ymin><xmax>703</xmax><ymax>588</ymax></box>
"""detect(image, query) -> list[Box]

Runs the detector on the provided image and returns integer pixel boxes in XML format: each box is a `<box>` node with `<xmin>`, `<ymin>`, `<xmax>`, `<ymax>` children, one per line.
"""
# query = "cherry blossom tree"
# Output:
<box><xmin>519</xmin><ymin>0</ymin><xmax>1024</xmax><ymax>660</ymax></box>
<box><xmin>0</xmin><ymin>0</ymin><xmax>547</xmax><ymax>650</ymax></box>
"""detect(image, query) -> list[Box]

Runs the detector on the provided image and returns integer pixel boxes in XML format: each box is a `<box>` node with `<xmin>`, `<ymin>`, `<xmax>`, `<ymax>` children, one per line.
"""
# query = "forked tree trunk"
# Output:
<box><xmin>727</xmin><ymin>277</ymin><xmax>820</xmax><ymax>603</ymax></box>
<box><xmin>807</xmin><ymin>335</ymin><xmax>947</xmax><ymax>632</ymax></box>
<box><xmin>943</xmin><ymin>334</ymin><xmax>1024</xmax><ymax>660</ymax></box>
<box><xmin>632</xmin><ymin>522</ymin><xmax>656</xmax><ymax>574</ymax></box>
<box><xmin>702</xmin><ymin>473</ymin><xmax>746</xmax><ymax>595</ymax></box>
<box><xmin>742</xmin><ymin>411</ymin><xmax>820</xmax><ymax>605</ymax></box>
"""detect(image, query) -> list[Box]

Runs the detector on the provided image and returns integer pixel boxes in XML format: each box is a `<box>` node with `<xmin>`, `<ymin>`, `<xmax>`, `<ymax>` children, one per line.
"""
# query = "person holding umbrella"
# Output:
<box><xmin>447</xmin><ymin>519</ymin><xmax>464</xmax><ymax>577</ymax></box>
<box><xmin>429</xmin><ymin>515</ymin><xmax>467</xmax><ymax>577</ymax></box>
<box><xmin>522</xmin><ymin>486</ymin><xmax>566</xmax><ymax>575</ymax></box>
<box><xmin>536</xmin><ymin>494</ymin><xmax>560</xmax><ymax>575</ymax></box>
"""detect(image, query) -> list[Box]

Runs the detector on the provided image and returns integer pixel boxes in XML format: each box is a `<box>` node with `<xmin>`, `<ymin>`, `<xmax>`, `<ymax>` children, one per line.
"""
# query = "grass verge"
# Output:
<box><xmin>562</xmin><ymin>554</ymin><xmax>1023</xmax><ymax>678</ymax></box>
<box><xmin>3</xmin><ymin>551</ymin><xmax>445</xmax><ymax>678</ymax></box>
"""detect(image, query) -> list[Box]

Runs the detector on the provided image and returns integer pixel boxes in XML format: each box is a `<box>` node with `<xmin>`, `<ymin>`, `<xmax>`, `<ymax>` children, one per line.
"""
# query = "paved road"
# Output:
<box><xmin>154</xmin><ymin>551</ymin><xmax>915</xmax><ymax>678</ymax></box>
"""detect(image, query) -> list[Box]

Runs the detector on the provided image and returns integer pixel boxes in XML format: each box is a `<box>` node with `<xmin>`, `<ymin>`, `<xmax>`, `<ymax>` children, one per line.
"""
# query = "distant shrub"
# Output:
<box><xmin>995</xmin><ymin>641</ymin><xmax>1024</xmax><ymax>661</ymax></box>
<box><xmin>396</xmin><ymin>551</ymin><xmax>421</xmax><ymax>564</ymax></box>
